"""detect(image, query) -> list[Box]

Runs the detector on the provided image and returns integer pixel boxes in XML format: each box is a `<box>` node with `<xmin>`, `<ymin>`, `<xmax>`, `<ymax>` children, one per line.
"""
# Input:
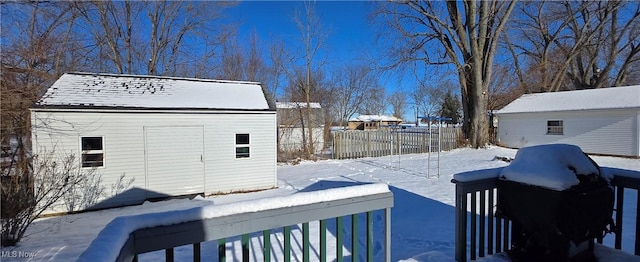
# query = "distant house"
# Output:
<box><xmin>495</xmin><ymin>85</ymin><xmax>640</xmax><ymax>157</ymax></box>
<box><xmin>348</xmin><ymin>115</ymin><xmax>403</xmax><ymax>130</ymax></box>
<box><xmin>31</xmin><ymin>72</ymin><xmax>277</xmax><ymax>213</ymax></box>
<box><xmin>276</xmin><ymin>102</ymin><xmax>324</xmax><ymax>155</ymax></box>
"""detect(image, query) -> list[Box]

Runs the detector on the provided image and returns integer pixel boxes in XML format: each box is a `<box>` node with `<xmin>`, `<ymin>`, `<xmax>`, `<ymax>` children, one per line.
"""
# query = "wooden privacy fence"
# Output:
<box><xmin>333</xmin><ymin>127</ymin><xmax>461</xmax><ymax>159</ymax></box>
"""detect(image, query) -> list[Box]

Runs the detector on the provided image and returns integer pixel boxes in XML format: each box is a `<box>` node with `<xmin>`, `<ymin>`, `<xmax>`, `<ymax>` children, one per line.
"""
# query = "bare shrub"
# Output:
<box><xmin>1</xmin><ymin>151</ymin><xmax>93</xmax><ymax>246</ymax></box>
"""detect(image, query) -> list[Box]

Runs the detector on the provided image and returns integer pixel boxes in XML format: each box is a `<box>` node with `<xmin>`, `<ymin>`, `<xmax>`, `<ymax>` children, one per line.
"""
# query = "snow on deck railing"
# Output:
<box><xmin>79</xmin><ymin>183</ymin><xmax>393</xmax><ymax>262</ymax></box>
<box><xmin>451</xmin><ymin>167</ymin><xmax>640</xmax><ymax>261</ymax></box>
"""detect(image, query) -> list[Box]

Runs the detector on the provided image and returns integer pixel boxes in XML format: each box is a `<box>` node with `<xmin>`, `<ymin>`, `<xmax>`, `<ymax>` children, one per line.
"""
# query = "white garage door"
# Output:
<box><xmin>144</xmin><ymin>126</ymin><xmax>204</xmax><ymax>197</ymax></box>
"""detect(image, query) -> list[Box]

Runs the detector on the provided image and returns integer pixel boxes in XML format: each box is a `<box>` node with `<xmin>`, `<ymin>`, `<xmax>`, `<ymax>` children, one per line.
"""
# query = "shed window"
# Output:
<box><xmin>81</xmin><ymin>136</ymin><xmax>104</xmax><ymax>167</ymax></box>
<box><xmin>547</xmin><ymin>120</ymin><xmax>563</xmax><ymax>135</ymax></box>
<box><xmin>235</xmin><ymin>134</ymin><xmax>250</xmax><ymax>158</ymax></box>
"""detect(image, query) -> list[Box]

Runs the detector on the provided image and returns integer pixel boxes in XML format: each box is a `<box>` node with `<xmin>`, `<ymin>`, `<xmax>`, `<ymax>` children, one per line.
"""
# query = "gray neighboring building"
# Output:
<box><xmin>276</xmin><ymin>102</ymin><xmax>324</xmax><ymax>155</ymax></box>
<box><xmin>495</xmin><ymin>85</ymin><xmax>640</xmax><ymax>157</ymax></box>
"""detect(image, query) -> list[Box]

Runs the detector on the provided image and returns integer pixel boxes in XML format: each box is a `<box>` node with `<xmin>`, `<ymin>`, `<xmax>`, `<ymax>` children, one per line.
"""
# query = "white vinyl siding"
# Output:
<box><xmin>497</xmin><ymin>108</ymin><xmax>639</xmax><ymax>157</ymax></box>
<box><xmin>31</xmin><ymin>110</ymin><xmax>277</xmax><ymax>213</ymax></box>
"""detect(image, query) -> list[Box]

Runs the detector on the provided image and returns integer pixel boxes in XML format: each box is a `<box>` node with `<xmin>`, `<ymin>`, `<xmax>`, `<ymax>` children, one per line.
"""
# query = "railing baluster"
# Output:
<box><xmin>320</xmin><ymin>220</ymin><xmax>327</xmax><ymax>262</ymax></box>
<box><xmin>616</xmin><ymin>187</ymin><xmax>624</xmax><ymax>250</ymax></box>
<box><xmin>352</xmin><ymin>214</ymin><xmax>359</xmax><ymax>261</ymax></box>
<box><xmin>480</xmin><ymin>190</ymin><xmax>486</xmax><ymax>258</ymax></box>
<box><xmin>336</xmin><ymin>217</ymin><xmax>344</xmax><ymax>262</ymax></box>
<box><xmin>242</xmin><ymin>234</ymin><xmax>249</xmax><ymax>262</ymax></box>
<box><xmin>367</xmin><ymin>211</ymin><xmax>373</xmax><ymax>262</ymax></box>
<box><xmin>303</xmin><ymin>222</ymin><xmax>310</xmax><ymax>262</ymax></box>
<box><xmin>193</xmin><ymin>243</ymin><xmax>201</xmax><ymax>262</ymax></box>
<box><xmin>471</xmin><ymin>191</ymin><xmax>477</xmax><ymax>260</ymax></box>
<box><xmin>503</xmin><ymin>219</ymin><xmax>510</xmax><ymax>252</ymax></box>
<box><xmin>263</xmin><ymin>230</ymin><xmax>271</xmax><ymax>262</ymax></box>
<box><xmin>496</xmin><ymin>217</ymin><xmax>502</xmax><ymax>254</ymax></box>
<box><xmin>165</xmin><ymin>248</ymin><xmax>174</xmax><ymax>262</ymax></box>
<box><xmin>488</xmin><ymin>189</ymin><xmax>494</xmax><ymax>255</ymax></box>
<box><xmin>284</xmin><ymin>226</ymin><xmax>291</xmax><ymax>262</ymax></box>
<box><xmin>634</xmin><ymin>189</ymin><xmax>640</xmax><ymax>256</ymax></box>
<box><xmin>218</xmin><ymin>238</ymin><xmax>226</xmax><ymax>262</ymax></box>
<box><xmin>385</xmin><ymin>208</ymin><xmax>392</xmax><ymax>262</ymax></box>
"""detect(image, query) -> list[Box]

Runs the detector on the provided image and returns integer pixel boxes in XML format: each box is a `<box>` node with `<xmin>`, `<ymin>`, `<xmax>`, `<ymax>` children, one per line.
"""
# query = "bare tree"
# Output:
<box><xmin>264</xmin><ymin>39</ymin><xmax>289</xmax><ymax>101</ymax></box>
<box><xmin>219</xmin><ymin>38</ymin><xmax>245</xmax><ymax>80</ymax></box>
<box><xmin>388</xmin><ymin>91</ymin><xmax>407</xmax><ymax>120</ymax></box>
<box><xmin>284</xmin><ymin>68</ymin><xmax>327</xmax><ymax>157</ymax></box>
<box><xmin>360</xmin><ymin>86</ymin><xmax>387</xmax><ymax>115</ymax></box>
<box><xmin>292</xmin><ymin>1</ymin><xmax>329</xmax><ymax>158</ymax></box>
<box><xmin>218</xmin><ymin>33</ymin><xmax>268</xmax><ymax>82</ymax></box>
<box><xmin>412</xmin><ymin>81</ymin><xmax>445</xmax><ymax>122</ymax></box>
<box><xmin>487</xmin><ymin>64</ymin><xmax>523</xmax><ymax>111</ymax></box>
<box><xmin>73</xmin><ymin>1</ymin><xmax>236</xmax><ymax>76</ymax></box>
<box><xmin>1</xmin><ymin>4</ymin><xmax>86</xmax><ymax>237</ymax></box>
<box><xmin>506</xmin><ymin>1</ymin><xmax>639</xmax><ymax>91</ymax></box>
<box><xmin>375</xmin><ymin>0</ymin><xmax>516</xmax><ymax>147</ymax></box>
<box><xmin>568</xmin><ymin>1</ymin><xmax>640</xmax><ymax>88</ymax></box>
<box><xmin>329</xmin><ymin>64</ymin><xmax>377</xmax><ymax>127</ymax></box>
<box><xmin>628</xmin><ymin>60</ymin><xmax>640</xmax><ymax>85</ymax></box>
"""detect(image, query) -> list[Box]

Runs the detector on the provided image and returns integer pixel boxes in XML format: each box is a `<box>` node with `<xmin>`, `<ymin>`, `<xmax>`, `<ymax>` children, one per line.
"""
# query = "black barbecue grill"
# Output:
<box><xmin>496</xmin><ymin>144</ymin><xmax>614</xmax><ymax>262</ymax></box>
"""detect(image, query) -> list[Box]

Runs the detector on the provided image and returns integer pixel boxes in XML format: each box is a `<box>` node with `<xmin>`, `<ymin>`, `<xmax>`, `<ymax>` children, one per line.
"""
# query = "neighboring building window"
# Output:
<box><xmin>235</xmin><ymin>134</ymin><xmax>250</xmax><ymax>158</ymax></box>
<box><xmin>547</xmin><ymin>120</ymin><xmax>563</xmax><ymax>135</ymax></box>
<box><xmin>81</xmin><ymin>136</ymin><xmax>104</xmax><ymax>167</ymax></box>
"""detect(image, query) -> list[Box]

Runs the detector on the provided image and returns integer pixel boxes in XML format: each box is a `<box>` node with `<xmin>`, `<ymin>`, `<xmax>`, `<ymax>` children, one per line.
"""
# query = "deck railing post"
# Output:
<box><xmin>454</xmin><ymin>182</ymin><xmax>467</xmax><ymax>262</ymax></box>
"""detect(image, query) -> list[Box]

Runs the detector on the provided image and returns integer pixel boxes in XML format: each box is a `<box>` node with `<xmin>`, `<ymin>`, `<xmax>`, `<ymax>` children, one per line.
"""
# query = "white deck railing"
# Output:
<box><xmin>78</xmin><ymin>183</ymin><xmax>394</xmax><ymax>262</ymax></box>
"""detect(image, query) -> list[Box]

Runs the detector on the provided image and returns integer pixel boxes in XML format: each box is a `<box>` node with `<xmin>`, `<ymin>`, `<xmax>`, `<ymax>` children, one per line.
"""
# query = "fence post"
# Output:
<box><xmin>367</xmin><ymin>132</ymin><xmax>371</xmax><ymax>157</ymax></box>
<box><xmin>396</xmin><ymin>132</ymin><xmax>400</xmax><ymax>155</ymax></box>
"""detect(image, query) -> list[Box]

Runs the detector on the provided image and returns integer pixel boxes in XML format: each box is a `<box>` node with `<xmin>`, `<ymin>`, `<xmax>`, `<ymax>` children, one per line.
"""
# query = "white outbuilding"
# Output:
<box><xmin>31</xmin><ymin>72</ymin><xmax>277</xmax><ymax>213</ymax></box>
<box><xmin>494</xmin><ymin>85</ymin><xmax>640</xmax><ymax>157</ymax></box>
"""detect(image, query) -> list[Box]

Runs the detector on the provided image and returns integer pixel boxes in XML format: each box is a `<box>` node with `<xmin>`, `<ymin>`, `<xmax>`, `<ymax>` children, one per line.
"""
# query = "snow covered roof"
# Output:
<box><xmin>495</xmin><ymin>85</ymin><xmax>640</xmax><ymax>114</ymax></box>
<box><xmin>350</xmin><ymin>115</ymin><xmax>403</xmax><ymax>122</ymax></box>
<box><xmin>34</xmin><ymin>72</ymin><xmax>274</xmax><ymax>111</ymax></box>
<box><xmin>276</xmin><ymin>102</ymin><xmax>322</xmax><ymax>109</ymax></box>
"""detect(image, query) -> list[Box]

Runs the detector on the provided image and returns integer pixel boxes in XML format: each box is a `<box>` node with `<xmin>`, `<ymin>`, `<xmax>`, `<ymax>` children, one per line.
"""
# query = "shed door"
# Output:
<box><xmin>144</xmin><ymin>126</ymin><xmax>204</xmax><ymax>197</ymax></box>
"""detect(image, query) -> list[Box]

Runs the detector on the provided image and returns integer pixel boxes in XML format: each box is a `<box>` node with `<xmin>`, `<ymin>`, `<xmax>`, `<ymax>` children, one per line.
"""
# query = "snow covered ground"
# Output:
<box><xmin>1</xmin><ymin>146</ymin><xmax>638</xmax><ymax>261</ymax></box>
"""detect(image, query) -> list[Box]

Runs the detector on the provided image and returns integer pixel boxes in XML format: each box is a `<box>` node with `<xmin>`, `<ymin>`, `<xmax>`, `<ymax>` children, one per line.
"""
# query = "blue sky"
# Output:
<box><xmin>227</xmin><ymin>1</ymin><xmax>415</xmax><ymax>93</ymax></box>
<box><xmin>230</xmin><ymin>1</ymin><xmax>378</xmax><ymax>66</ymax></box>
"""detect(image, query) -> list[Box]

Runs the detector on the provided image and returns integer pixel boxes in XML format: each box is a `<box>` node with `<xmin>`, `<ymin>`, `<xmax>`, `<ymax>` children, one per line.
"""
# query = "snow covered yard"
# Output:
<box><xmin>1</xmin><ymin>146</ymin><xmax>637</xmax><ymax>261</ymax></box>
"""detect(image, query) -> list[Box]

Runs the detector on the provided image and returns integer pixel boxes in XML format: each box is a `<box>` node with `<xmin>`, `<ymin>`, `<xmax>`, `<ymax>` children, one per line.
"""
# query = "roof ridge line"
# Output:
<box><xmin>67</xmin><ymin>72</ymin><xmax>261</xmax><ymax>85</ymax></box>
